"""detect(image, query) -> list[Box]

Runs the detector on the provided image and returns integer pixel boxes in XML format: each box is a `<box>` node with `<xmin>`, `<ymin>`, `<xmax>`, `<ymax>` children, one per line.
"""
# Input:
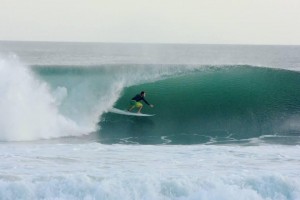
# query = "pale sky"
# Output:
<box><xmin>1</xmin><ymin>0</ymin><xmax>300</xmax><ymax>45</ymax></box>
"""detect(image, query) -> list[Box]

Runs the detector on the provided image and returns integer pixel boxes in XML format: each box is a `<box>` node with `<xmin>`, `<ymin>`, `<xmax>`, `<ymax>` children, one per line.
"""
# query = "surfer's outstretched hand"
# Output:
<box><xmin>150</xmin><ymin>104</ymin><xmax>154</xmax><ymax>108</ymax></box>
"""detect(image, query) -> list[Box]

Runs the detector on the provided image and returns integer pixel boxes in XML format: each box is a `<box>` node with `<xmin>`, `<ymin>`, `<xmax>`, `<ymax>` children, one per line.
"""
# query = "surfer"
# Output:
<box><xmin>128</xmin><ymin>91</ymin><xmax>154</xmax><ymax>113</ymax></box>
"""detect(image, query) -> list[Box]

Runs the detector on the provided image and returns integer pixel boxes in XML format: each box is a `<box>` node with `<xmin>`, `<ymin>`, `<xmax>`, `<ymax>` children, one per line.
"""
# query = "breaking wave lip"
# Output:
<box><xmin>0</xmin><ymin>55</ymin><xmax>91</xmax><ymax>141</ymax></box>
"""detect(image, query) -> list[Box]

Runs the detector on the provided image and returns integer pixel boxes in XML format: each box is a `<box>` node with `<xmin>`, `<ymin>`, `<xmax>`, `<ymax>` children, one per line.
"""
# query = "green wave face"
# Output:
<box><xmin>100</xmin><ymin>66</ymin><xmax>300</xmax><ymax>144</ymax></box>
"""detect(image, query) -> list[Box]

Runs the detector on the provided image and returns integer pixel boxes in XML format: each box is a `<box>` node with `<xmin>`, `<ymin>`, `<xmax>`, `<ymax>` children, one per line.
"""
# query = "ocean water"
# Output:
<box><xmin>0</xmin><ymin>41</ymin><xmax>300</xmax><ymax>199</ymax></box>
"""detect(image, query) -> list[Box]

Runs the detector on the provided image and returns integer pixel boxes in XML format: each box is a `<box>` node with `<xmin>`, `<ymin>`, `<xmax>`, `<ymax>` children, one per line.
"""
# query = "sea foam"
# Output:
<box><xmin>0</xmin><ymin>143</ymin><xmax>299</xmax><ymax>200</ymax></box>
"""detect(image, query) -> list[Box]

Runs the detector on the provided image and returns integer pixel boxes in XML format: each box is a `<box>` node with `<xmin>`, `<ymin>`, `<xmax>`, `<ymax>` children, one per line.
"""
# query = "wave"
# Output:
<box><xmin>1</xmin><ymin>173</ymin><xmax>298</xmax><ymax>200</ymax></box>
<box><xmin>1</xmin><ymin>55</ymin><xmax>300</xmax><ymax>143</ymax></box>
<box><xmin>1</xmin><ymin>142</ymin><xmax>299</xmax><ymax>200</ymax></box>
<box><xmin>100</xmin><ymin>66</ymin><xmax>300</xmax><ymax>144</ymax></box>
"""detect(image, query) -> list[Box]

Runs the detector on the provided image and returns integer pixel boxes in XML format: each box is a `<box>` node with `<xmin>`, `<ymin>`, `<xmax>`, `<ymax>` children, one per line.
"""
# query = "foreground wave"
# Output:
<box><xmin>0</xmin><ymin>143</ymin><xmax>299</xmax><ymax>200</ymax></box>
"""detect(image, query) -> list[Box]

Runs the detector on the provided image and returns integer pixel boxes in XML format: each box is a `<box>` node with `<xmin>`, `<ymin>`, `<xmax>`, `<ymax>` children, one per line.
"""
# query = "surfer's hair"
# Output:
<box><xmin>141</xmin><ymin>91</ymin><xmax>145</xmax><ymax>95</ymax></box>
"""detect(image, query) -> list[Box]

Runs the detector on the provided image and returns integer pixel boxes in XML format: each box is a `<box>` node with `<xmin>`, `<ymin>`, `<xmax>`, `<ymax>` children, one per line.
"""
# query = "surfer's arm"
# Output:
<box><xmin>142</xmin><ymin>98</ymin><xmax>154</xmax><ymax>107</ymax></box>
<box><xmin>142</xmin><ymin>98</ymin><xmax>150</xmax><ymax>105</ymax></box>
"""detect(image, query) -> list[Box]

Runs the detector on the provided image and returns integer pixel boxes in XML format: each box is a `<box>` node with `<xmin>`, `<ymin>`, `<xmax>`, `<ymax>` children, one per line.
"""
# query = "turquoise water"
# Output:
<box><xmin>102</xmin><ymin>66</ymin><xmax>300</xmax><ymax>144</ymax></box>
<box><xmin>1</xmin><ymin>42</ymin><xmax>300</xmax><ymax>199</ymax></box>
<box><xmin>33</xmin><ymin>64</ymin><xmax>300</xmax><ymax>145</ymax></box>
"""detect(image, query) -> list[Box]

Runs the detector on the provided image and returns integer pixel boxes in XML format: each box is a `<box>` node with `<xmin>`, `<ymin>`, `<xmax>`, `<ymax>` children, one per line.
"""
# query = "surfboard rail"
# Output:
<box><xmin>109</xmin><ymin>108</ymin><xmax>155</xmax><ymax>117</ymax></box>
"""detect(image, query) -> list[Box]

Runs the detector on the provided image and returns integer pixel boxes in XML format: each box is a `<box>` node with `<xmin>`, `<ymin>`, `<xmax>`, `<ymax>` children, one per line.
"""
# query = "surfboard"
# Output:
<box><xmin>109</xmin><ymin>108</ymin><xmax>155</xmax><ymax>117</ymax></box>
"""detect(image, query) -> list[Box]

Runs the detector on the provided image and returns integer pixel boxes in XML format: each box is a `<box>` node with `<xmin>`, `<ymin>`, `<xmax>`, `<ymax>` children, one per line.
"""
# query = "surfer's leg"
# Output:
<box><xmin>128</xmin><ymin>100</ymin><xmax>136</xmax><ymax>111</ymax></box>
<box><xmin>137</xmin><ymin>106</ymin><xmax>143</xmax><ymax>113</ymax></box>
<box><xmin>128</xmin><ymin>105</ymin><xmax>135</xmax><ymax>112</ymax></box>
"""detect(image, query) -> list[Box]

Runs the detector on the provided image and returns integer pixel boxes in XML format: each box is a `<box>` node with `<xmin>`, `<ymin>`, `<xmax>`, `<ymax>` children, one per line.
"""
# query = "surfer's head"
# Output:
<box><xmin>141</xmin><ymin>91</ymin><xmax>146</xmax><ymax>96</ymax></box>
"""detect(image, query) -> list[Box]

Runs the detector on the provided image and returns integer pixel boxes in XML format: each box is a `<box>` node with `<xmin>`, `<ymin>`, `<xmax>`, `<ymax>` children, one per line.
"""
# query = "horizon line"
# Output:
<box><xmin>0</xmin><ymin>39</ymin><xmax>299</xmax><ymax>46</ymax></box>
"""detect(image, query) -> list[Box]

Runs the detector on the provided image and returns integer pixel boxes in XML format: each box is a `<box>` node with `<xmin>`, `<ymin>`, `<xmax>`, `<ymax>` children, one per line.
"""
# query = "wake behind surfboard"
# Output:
<box><xmin>109</xmin><ymin>108</ymin><xmax>155</xmax><ymax>117</ymax></box>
